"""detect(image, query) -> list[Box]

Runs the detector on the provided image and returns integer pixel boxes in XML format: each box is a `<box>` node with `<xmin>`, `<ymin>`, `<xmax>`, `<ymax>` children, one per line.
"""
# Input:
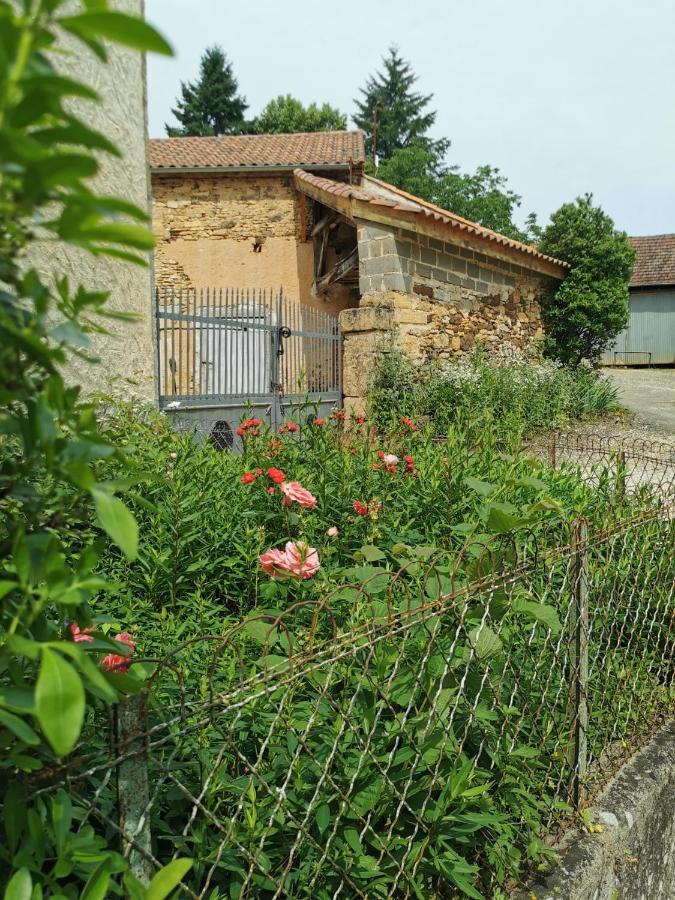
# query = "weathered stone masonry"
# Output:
<box><xmin>152</xmin><ymin>173</ymin><xmax>353</xmax><ymax>313</ymax></box>
<box><xmin>339</xmin><ymin>221</ymin><xmax>557</xmax><ymax>411</ymax></box>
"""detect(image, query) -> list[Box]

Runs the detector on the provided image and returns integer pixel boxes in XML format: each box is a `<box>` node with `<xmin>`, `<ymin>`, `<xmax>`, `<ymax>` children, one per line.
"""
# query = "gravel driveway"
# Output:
<box><xmin>602</xmin><ymin>367</ymin><xmax>675</xmax><ymax>436</ymax></box>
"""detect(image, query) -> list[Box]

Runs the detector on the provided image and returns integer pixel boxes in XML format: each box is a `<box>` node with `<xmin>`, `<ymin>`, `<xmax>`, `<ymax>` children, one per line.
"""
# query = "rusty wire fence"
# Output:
<box><xmin>523</xmin><ymin>431</ymin><xmax>675</xmax><ymax>501</ymax></box>
<box><xmin>25</xmin><ymin>436</ymin><xmax>674</xmax><ymax>898</ymax></box>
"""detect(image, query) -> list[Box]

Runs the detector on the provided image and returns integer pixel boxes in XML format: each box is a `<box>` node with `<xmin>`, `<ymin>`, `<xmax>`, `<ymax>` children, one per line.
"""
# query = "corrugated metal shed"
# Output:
<box><xmin>603</xmin><ymin>289</ymin><xmax>675</xmax><ymax>365</ymax></box>
<box><xmin>602</xmin><ymin>235</ymin><xmax>675</xmax><ymax>365</ymax></box>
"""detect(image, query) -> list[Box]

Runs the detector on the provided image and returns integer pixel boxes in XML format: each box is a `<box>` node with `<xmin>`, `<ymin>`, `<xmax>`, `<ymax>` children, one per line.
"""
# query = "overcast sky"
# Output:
<box><xmin>145</xmin><ymin>0</ymin><xmax>675</xmax><ymax>236</ymax></box>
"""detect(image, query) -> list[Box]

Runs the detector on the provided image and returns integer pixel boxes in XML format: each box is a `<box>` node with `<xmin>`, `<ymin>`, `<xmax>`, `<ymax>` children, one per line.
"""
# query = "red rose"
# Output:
<box><xmin>267</xmin><ymin>467</ymin><xmax>286</xmax><ymax>484</ymax></box>
<box><xmin>314</xmin><ymin>418</ymin><xmax>325</xmax><ymax>427</ymax></box>
<box><xmin>352</xmin><ymin>501</ymin><xmax>368</xmax><ymax>516</ymax></box>
<box><xmin>242</xmin><ymin>472</ymin><xmax>255</xmax><ymax>484</ymax></box>
<box><xmin>235</xmin><ymin>427</ymin><xmax>245</xmax><ymax>437</ymax></box>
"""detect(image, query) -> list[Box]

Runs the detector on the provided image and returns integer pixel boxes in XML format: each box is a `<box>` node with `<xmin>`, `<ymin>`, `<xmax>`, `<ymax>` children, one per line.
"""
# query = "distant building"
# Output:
<box><xmin>603</xmin><ymin>234</ymin><xmax>675</xmax><ymax>365</ymax></box>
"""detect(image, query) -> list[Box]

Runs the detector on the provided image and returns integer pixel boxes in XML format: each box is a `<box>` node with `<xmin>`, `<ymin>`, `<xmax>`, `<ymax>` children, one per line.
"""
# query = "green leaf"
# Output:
<box><xmin>484</xmin><ymin>504</ymin><xmax>522</xmax><ymax>533</ymax></box>
<box><xmin>0</xmin><ymin>710</ymin><xmax>40</xmax><ymax>746</ymax></box>
<box><xmin>80</xmin><ymin>858</ymin><xmax>111</xmax><ymax>900</ymax></box>
<box><xmin>465</xmin><ymin>477</ymin><xmax>498</xmax><ymax>497</ymax></box>
<box><xmin>91</xmin><ymin>488</ymin><xmax>138</xmax><ymax>560</ymax></box>
<box><xmin>244</xmin><ymin>619</ymin><xmax>278</xmax><ymax>646</ymax></box>
<box><xmin>468</xmin><ymin>625</ymin><xmax>503</xmax><ymax>660</ymax></box>
<box><xmin>59</xmin><ymin>12</ymin><xmax>173</xmax><ymax>55</ymax></box>
<box><xmin>35</xmin><ymin>649</ymin><xmax>85</xmax><ymax>756</ymax></box>
<box><xmin>76</xmin><ymin>223</ymin><xmax>155</xmax><ymax>250</ymax></box>
<box><xmin>146</xmin><ymin>859</ymin><xmax>193</xmax><ymax>900</ymax></box>
<box><xmin>343</xmin><ymin>827</ymin><xmax>363</xmax><ymax>855</ymax></box>
<box><xmin>512</xmin><ymin>596</ymin><xmax>561</xmax><ymax>634</ymax></box>
<box><xmin>3</xmin><ymin>867</ymin><xmax>32</xmax><ymax>900</ymax></box>
<box><xmin>358</xmin><ymin>545</ymin><xmax>386</xmax><ymax>562</ymax></box>
<box><xmin>315</xmin><ymin>803</ymin><xmax>330</xmax><ymax>834</ymax></box>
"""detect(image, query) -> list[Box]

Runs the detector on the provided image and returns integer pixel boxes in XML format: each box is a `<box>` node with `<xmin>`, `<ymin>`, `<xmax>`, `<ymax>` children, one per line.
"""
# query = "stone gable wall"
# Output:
<box><xmin>151</xmin><ymin>173</ymin><xmax>354</xmax><ymax>313</ymax></box>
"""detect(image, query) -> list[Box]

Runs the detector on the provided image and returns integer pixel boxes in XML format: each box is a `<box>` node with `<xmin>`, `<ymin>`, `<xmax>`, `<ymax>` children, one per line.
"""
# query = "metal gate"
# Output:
<box><xmin>155</xmin><ymin>287</ymin><xmax>342</xmax><ymax>449</ymax></box>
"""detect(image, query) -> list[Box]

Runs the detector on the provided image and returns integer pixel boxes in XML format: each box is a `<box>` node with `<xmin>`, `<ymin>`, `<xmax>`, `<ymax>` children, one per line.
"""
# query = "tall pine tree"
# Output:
<box><xmin>353</xmin><ymin>47</ymin><xmax>446</xmax><ymax>164</ymax></box>
<box><xmin>166</xmin><ymin>46</ymin><xmax>247</xmax><ymax>136</ymax></box>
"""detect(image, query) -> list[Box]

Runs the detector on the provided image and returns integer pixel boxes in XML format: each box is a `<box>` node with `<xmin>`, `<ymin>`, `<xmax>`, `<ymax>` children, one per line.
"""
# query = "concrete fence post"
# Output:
<box><xmin>568</xmin><ymin>519</ymin><xmax>589</xmax><ymax>811</ymax></box>
<box><xmin>115</xmin><ymin>692</ymin><xmax>154</xmax><ymax>885</ymax></box>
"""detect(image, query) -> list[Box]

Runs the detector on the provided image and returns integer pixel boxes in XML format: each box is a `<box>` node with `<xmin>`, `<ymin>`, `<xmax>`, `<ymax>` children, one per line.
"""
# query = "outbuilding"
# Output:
<box><xmin>603</xmin><ymin>234</ymin><xmax>675</xmax><ymax>365</ymax></box>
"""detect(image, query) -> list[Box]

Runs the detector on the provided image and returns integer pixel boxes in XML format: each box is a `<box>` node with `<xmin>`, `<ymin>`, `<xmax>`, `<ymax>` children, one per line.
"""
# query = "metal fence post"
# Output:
<box><xmin>616</xmin><ymin>449</ymin><xmax>627</xmax><ymax>499</ymax></box>
<box><xmin>568</xmin><ymin>519</ymin><xmax>589</xmax><ymax>810</ymax></box>
<box><xmin>548</xmin><ymin>435</ymin><xmax>557</xmax><ymax>469</ymax></box>
<box><xmin>115</xmin><ymin>693</ymin><xmax>153</xmax><ymax>885</ymax></box>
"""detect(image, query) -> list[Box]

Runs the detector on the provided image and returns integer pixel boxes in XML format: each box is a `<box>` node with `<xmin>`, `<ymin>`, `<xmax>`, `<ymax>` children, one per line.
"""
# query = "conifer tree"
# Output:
<box><xmin>353</xmin><ymin>46</ymin><xmax>446</xmax><ymax>163</ymax></box>
<box><xmin>166</xmin><ymin>46</ymin><xmax>247</xmax><ymax>136</ymax></box>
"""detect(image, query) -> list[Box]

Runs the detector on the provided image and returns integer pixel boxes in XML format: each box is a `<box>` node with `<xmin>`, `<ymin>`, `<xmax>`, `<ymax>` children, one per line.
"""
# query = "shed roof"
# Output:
<box><xmin>629</xmin><ymin>234</ymin><xmax>675</xmax><ymax>288</ymax></box>
<box><xmin>149</xmin><ymin>130</ymin><xmax>365</xmax><ymax>171</ymax></box>
<box><xmin>294</xmin><ymin>169</ymin><xmax>569</xmax><ymax>279</ymax></box>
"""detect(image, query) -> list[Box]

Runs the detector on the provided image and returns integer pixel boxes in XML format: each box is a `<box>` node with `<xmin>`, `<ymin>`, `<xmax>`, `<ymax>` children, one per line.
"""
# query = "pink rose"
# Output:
<box><xmin>258</xmin><ymin>542</ymin><xmax>320</xmax><ymax>580</ymax></box>
<box><xmin>101</xmin><ymin>632</ymin><xmax>135</xmax><ymax>673</ymax></box>
<box><xmin>326</xmin><ymin>526</ymin><xmax>339</xmax><ymax>537</ymax></box>
<box><xmin>259</xmin><ymin>547</ymin><xmax>289</xmax><ymax>576</ymax></box>
<box><xmin>69</xmin><ymin>623</ymin><xmax>94</xmax><ymax>643</ymax></box>
<box><xmin>280</xmin><ymin>480</ymin><xmax>317</xmax><ymax>509</ymax></box>
<box><xmin>283</xmin><ymin>541</ymin><xmax>320</xmax><ymax>579</ymax></box>
<box><xmin>383</xmin><ymin>454</ymin><xmax>399</xmax><ymax>466</ymax></box>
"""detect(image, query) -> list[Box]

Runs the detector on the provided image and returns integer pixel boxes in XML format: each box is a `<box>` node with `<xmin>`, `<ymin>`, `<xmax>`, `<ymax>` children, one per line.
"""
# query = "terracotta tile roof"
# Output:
<box><xmin>294</xmin><ymin>169</ymin><xmax>569</xmax><ymax>278</ymax></box>
<box><xmin>150</xmin><ymin>130</ymin><xmax>365</xmax><ymax>170</ymax></box>
<box><xmin>629</xmin><ymin>234</ymin><xmax>675</xmax><ymax>287</ymax></box>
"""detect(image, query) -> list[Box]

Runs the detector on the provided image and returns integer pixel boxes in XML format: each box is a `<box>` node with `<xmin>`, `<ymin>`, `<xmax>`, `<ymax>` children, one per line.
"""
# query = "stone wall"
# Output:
<box><xmin>151</xmin><ymin>173</ymin><xmax>354</xmax><ymax>314</ymax></box>
<box><xmin>26</xmin><ymin>0</ymin><xmax>155</xmax><ymax>400</ymax></box>
<box><xmin>517</xmin><ymin>723</ymin><xmax>675</xmax><ymax>900</ymax></box>
<box><xmin>357</xmin><ymin>221</ymin><xmax>553</xmax><ymax>359</ymax></box>
<box><xmin>339</xmin><ymin>221</ymin><xmax>558</xmax><ymax>411</ymax></box>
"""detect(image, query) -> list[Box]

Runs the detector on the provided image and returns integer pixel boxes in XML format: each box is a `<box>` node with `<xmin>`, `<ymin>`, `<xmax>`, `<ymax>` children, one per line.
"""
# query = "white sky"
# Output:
<box><xmin>145</xmin><ymin>0</ymin><xmax>675</xmax><ymax>236</ymax></box>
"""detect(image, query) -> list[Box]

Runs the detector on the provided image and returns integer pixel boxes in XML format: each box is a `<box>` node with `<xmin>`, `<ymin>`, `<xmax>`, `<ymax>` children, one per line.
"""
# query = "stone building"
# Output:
<box><xmin>32</xmin><ymin>0</ymin><xmax>155</xmax><ymax>400</ymax></box>
<box><xmin>149</xmin><ymin>131</ymin><xmax>568</xmax><ymax>411</ymax></box>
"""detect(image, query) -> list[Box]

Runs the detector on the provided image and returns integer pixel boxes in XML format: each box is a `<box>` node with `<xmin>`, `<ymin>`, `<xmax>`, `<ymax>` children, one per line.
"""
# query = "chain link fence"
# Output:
<box><xmin>29</xmin><ymin>437</ymin><xmax>674</xmax><ymax>898</ymax></box>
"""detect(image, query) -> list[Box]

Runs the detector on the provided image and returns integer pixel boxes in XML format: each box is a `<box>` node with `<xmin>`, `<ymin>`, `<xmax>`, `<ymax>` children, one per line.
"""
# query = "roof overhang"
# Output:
<box><xmin>151</xmin><ymin>163</ymin><xmax>356</xmax><ymax>176</ymax></box>
<box><xmin>294</xmin><ymin>170</ymin><xmax>569</xmax><ymax>280</ymax></box>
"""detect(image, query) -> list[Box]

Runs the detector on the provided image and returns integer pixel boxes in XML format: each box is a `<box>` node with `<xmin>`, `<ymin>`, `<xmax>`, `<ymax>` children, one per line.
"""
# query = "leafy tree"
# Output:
<box><xmin>354</xmin><ymin>46</ymin><xmax>446</xmax><ymax>162</ymax></box>
<box><xmin>435</xmin><ymin>165</ymin><xmax>529</xmax><ymax>241</ymax></box>
<box><xmin>245</xmin><ymin>94</ymin><xmax>347</xmax><ymax>134</ymax></box>
<box><xmin>377</xmin><ymin>144</ymin><xmax>530</xmax><ymax>241</ymax></box>
<box><xmin>166</xmin><ymin>45</ymin><xmax>247</xmax><ymax>136</ymax></box>
<box><xmin>0</xmin><ymin>1</ymin><xmax>190</xmax><ymax>894</ymax></box>
<box><xmin>537</xmin><ymin>195</ymin><xmax>635</xmax><ymax>365</ymax></box>
<box><xmin>374</xmin><ymin>141</ymin><xmax>440</xmax><ymax>200</ymax></box>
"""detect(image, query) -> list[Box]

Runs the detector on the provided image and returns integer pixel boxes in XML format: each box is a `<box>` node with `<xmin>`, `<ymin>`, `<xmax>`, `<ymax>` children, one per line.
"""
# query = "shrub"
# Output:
<box><xmin>368</xmin><ymin>349</ymin><xmax>619</xmax><ymax>437</ymax></box>
<box><xmin>0</xmin><ymin>3</ymin><xmax>189</xmax><ymax>896</ymax></box>
<box><xmin>537</xmin><ymin>195</ymin><xmax>635</xmax><ymax>365</ymax></box>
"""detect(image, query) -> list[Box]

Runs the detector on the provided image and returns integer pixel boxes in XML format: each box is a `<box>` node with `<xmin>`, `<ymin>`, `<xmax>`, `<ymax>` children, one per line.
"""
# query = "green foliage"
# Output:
<box><xmin>165</xmin><ymin>45</ymin><xmax>247</xmax><ymax>136</ymax></box>
<box><xmin>78</xmin><ymin>403</ymin><xmax>669</xmax><ymax>898</ymax></box>
<box><xmin>376</xmin><ymin>144</ymin><xmax>532</xmax><ymax>241</ymax></box>
<box><xmin>536</xmin><ymin>194</ymin><xmax>636</xmax><ymax>364</ymax></box>
<box><xmin>245</xmin><ymin>94</ymin><xmax>347</xmax><ymax>134</ymax></box>
<box><xmin>0</xmin><ymin>1</ymin><xmax>191</xmax><ymax>894</ymax></box>
<box><xmin>368</xmin><ymin>349</ymin><xmax>620</xmax><ymax>438</ymax></box>
<box><xmin>435</xmin><ymin>166</ymin><xmax>529</xmax><ymax>241</ymax></box>
<box><xmin>353</xmin><ymin>46</ymin><xmax>447</xmax><ymax>162</ymax></box>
